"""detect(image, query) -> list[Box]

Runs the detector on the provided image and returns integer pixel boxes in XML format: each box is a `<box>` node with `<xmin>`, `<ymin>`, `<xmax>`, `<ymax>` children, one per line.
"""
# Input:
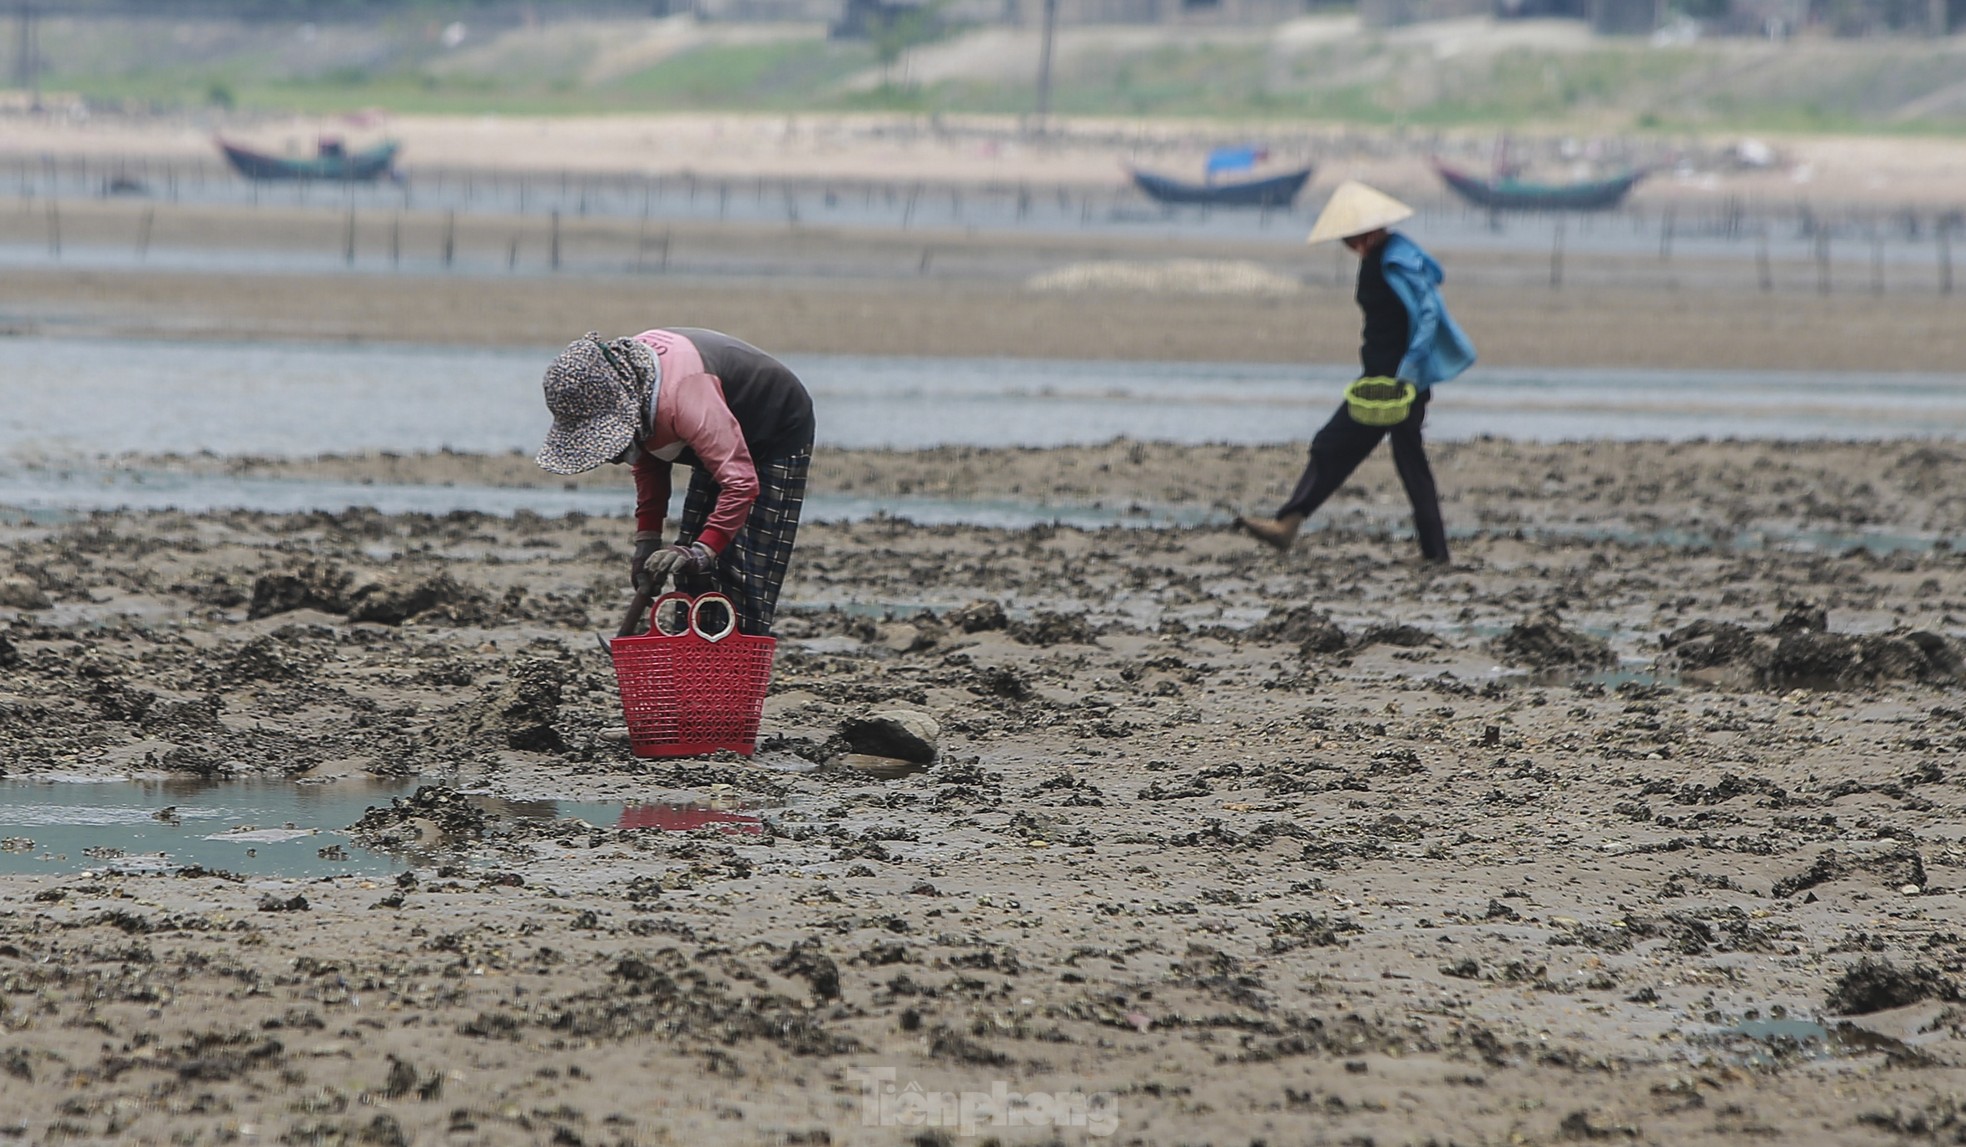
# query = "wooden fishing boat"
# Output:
<box><xmin>1128</xmin><ymin>164</ymin><xmax>1314</xmax><ymax>209</ymax></box>
<box><xmin>217</xmin><ymin>137</ymin><xmax>401</xmax><ymax>182</ymax></box>
<box><xmin>1434</xmin><ymin>160</ymin><xmax>1645</xmax><ymax>211</ymax></box>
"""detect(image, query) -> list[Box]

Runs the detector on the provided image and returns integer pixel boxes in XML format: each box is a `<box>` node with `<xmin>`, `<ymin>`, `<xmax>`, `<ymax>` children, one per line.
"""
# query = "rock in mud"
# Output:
<box><xmin>222</xmin><ymin>635</ymin><xmax>298</xmax><ymax>682</ymax></box>
<box><xmin>249</xmin><ymin>563</ymin><xmax>483</xmax><ymax>626</ymax></box>
<box><xmin>1660</xmin><ymin>620</ymin><xmax>1766</xmax><ymax>684</ymax></box>
<box><xmin>349</xmin><ymin>785</ymin><xmax>493</xmax><ymax>850</ymax></box>
<box><xmin>970</xmin><ymin>664</ymin><xmax>1031</xmax><ymax>700</ymax></box>
<box><xmin>1252</xmin><ymin>605</ymin><xmax>1349</xmax><ymax>654</ymax></box>
<box><xmin>1772</xmin><ymin>848</ymin><xmax>1927</xmax><ymax>898</ymax></box>
<box><xmin>473</xmin><ymin>658</ymin><xmax>566</xmax><ymax>752</ymax></box>
<box><xmin>1770</xmin><ymin>632</ymin><xmax>1887</xmax><ymax>686</ymax></box>
<box><xmin>1357</xmin><ymin>623</ymin><xmax>1436</xmax><ymax>649</ymax></box>
<box><xmin>1666</xmin><ymin>612</ymin><xmax>1963</xmax><ymax>690</ymax></box>
<box><xmin>771</xmin><ymin>938</ymin><xmax>842</xmax><ymax>1001</ymax></box>
<box><xmin>878</xmin><ymin>618</ymin><xmax>941</xmax><ymax>654</ymax></box>
<box><xmin>1491</xmin><ymin>611</ymin><xmax>1614</xmax><ymax>671</ymax></box>
<box><xmin>1825</xmin><ymin>957</ymin><xmax>1957</xmax><ymax>1015</ymax></box>
<box><xmin>248</xmin><ymin>563</ymin><xmax>354</xmax><ymax>619</ymax></box>
<box><xmin>0</xmin><ymin>633</ymin><xmax>17</xmax><ymax>669</ymax></box>
<box><xmin>1770</xmin><ymin>601</ymin><xmax>1829</xmax><ymax>635</ymax></box>
<box><xmin>1900</xmin><ymin>630</ymin><xmax>1966</xmax><ymax>677</ymax></box>
<box><xmin>157</xmin><ymin>745</ymin><xmax>231</xmax><ymax>776</ymax></box>
<box><xmin>1767</xmin><ymin>630</ymin><xmax>1960</xmax><ymax>689</ymax></box>
<box><xmin>1558</xmin><ymin>1111</ymin><xmax>1638</xmax><ymax>1141</ymax></box>
<box><xmin>839</xmin><ymin>710</ymin><xmax>940</xmax><ymax>765</ymax></box>
<box><xmin>346</xmin><ymin>572</ymin><xmax>482</xmax><ymax>626</ymax></box>
<box><xmin>1888</xmin><ymin>443</ymin><xmax>1966</xmax><ymax>495</ymax></box>
<box><xmin>947</xmin><ymin>599</ymin><xmax>1007</xmax><ymax>633</ymax></box>
<box><xmin>147</xmin><ymin>693</ymin><xmax>223</xmax><ymax>732</ymax></box>
<box><xmin>1010</xmin><ymin>610</ymin><xmax>1096</xmax><ymax>647</ymax></box>
<box><xmin>834</xmin><ymin>753</ymin><xmax>927</xmax><ymax>779</ymax></box>
<box><xmin>0</xmin><ymin>575</ymin><xmax>50</xmax><ymax>611</ymax></box>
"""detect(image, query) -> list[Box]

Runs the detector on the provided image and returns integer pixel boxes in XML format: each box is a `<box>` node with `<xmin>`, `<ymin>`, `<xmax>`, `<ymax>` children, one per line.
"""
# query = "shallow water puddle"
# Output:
<box><xmin>1511</xmin><ymin>662</ymin><xmax>1682</xmax><ymax>691</ymax></box>
<box><xmin>0</xmin><ymin>465</ymin><xmax>1943</xmax><ymax>553</ymax></box>
<box><xmin>0</xmin><ymin>470</ymin><xmax>1212</xmax><ymax>531</ymax></box>
<box><xmin>1693</xmin><ymin>1016</ymin><xmax>1913</xmax><ymax>1068</ymax></box>
<box><xmin>0</xmin><ymin>780</ymin><xmax>763</xmax><ymax>878</ymax></box>
<box><xmin>8</xmin><ymin>337</ymin><xmax>1966</xmax><ymax>456</ymax></box>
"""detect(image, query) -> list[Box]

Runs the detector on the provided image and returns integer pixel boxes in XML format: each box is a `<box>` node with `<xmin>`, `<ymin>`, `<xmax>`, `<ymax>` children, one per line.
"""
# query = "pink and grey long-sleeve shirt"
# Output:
<box><xmin>627</xmin><ymin>328</ymin><xmax>815</xmax><ymax>553</ymax></box>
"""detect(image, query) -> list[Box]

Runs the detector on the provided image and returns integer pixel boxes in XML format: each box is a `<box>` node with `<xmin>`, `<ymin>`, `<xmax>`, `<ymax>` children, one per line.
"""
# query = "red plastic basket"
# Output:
<box><xmin>609</xmin><ymin>592</ymin><xmax>777</xmax><ymax>758</ymax></box>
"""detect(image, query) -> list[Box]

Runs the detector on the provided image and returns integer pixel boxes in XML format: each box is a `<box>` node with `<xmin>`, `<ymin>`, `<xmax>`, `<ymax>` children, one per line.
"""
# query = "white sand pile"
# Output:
<box><xmin>1026</xmin><ymin>258</ymin><xmax>1304</xmax><ymax>296</ymax></box>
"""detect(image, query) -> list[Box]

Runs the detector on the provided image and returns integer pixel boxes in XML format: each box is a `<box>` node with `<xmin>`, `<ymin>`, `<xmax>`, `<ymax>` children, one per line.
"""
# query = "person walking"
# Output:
<box><xmin>1235</xmin><ymin>181</ymin><xmax>1475</xmax><ymax>563</ymax></box>
<box><xmin>535</xmin><ymin>327</ymin><xmax>815</xmax><ymax>636</ymax></box>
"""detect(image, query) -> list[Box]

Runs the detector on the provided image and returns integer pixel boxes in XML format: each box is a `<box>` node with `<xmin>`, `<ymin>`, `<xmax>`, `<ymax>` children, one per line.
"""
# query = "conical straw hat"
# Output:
<box><xmin>1305</xmin><ymin>180</ymin><xmax>1414</xmax><ymax>245</ymax></box>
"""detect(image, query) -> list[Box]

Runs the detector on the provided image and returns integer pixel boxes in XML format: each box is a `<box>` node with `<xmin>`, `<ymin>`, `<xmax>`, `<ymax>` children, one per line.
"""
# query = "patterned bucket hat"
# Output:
<box><xmin>535</xmin><ymin>333</ymin><xmax>656</xmax><ymax>475</ymax></box>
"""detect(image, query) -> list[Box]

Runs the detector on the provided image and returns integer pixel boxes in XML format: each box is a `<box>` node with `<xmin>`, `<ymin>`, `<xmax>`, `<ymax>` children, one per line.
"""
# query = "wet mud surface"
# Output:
<box><xmin>2</xmin><ymin>440</ymin><xmax>1966</xmax><ymax>1144</ymax></box>
<box><xmin>9</xmin><ymin>206</ymin><xmax>1966</xmax><ymax>373</ymax></box>
<box><xmin>152</xmin><ymin>435</ymin><xmax>1966</xmax><ymax>548</ymax></box>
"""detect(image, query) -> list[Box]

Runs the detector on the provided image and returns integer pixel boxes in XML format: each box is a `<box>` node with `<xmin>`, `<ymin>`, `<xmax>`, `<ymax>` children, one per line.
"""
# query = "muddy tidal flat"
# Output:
<box><xmin>2</xmin><ymin>440</ymin><xmax>1966</xmax><ymax>1145</ymax></box>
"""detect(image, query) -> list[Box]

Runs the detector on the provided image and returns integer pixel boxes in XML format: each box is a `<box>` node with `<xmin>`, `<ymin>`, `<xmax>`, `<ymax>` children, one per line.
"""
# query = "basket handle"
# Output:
<box><xmin>644</xmin><ymin>591</ymin><xmax>693</xmax><ymax>637</ymax></box>
<box><xmin>690</xmin><ymin>593</ymin><xmax>739</xmax><ymax>643</ymax></box>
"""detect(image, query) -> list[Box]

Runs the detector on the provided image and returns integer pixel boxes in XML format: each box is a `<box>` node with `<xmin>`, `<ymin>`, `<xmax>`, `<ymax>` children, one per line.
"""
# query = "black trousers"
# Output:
<box><xmin>1276</xmin><ymin>390</ymin><xmax>1448</xmax><ymax>562</ymax></box>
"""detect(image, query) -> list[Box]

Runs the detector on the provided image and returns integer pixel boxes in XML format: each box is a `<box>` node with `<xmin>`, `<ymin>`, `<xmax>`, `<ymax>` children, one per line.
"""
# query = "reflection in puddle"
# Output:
<box><xmin>0</xmin><ymin>780</ymin><xmax>773</xmax><ymax>878</ymax></box>
<box><xmin>618</xmin><ymin>802</ymin><xmax>764</xmax><ymax>835</ymax></box>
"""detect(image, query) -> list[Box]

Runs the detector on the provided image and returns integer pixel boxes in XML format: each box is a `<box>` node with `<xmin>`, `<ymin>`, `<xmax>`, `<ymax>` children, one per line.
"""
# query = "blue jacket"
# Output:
<box><xmin>1381</xmin><ymin>233</ymin><xmax>1476</xmax><ymax>390</ymax></box>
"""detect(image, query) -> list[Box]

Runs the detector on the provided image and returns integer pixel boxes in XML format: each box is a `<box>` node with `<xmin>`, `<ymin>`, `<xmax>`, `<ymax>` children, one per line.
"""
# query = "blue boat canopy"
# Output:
<box><xmin>1205</xmin><ymin>145</ymin><xmax>1269</xmax><ymax>178</ymax></box>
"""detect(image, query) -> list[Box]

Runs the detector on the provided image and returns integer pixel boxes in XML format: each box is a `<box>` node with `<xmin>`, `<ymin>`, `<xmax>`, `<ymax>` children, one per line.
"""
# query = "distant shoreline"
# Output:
<box><xmin>4</xmin><ymin>109</ymin><xmax>1966</xmax><ymax>210</ymax></box>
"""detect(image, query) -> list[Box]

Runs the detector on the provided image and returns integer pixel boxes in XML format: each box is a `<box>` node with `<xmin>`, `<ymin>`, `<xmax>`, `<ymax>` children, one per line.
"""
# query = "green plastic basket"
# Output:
<box><xmin>1344</xmin><ymin>377</ymin><xmax>1416</xmax><ymax>427</ymax></box>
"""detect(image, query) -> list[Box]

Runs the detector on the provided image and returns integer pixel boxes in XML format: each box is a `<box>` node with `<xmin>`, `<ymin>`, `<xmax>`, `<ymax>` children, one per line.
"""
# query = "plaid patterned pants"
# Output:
<box><xmin>675</xmin><ymin>448</ymin><xmax>810</xmax><ymax>637</ymax></box>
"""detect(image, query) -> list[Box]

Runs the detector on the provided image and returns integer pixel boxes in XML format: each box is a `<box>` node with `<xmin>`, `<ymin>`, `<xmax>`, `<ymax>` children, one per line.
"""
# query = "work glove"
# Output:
<box><xmin>630</xmin><ymin>535</ymin><xmax>663</xmax><ymax>594</ymax></box>
<box><xmin>640</xmin><ymin>540</ymin><xmax>715</xmax><ymax>593</ymax></box>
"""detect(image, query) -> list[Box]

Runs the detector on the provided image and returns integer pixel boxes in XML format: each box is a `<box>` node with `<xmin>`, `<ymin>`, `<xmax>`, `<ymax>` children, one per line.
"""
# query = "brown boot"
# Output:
<box><xmin>1234</xmin><ymin>513</ymin><xmax>1303</xmax><ymax>553</ymax></box>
